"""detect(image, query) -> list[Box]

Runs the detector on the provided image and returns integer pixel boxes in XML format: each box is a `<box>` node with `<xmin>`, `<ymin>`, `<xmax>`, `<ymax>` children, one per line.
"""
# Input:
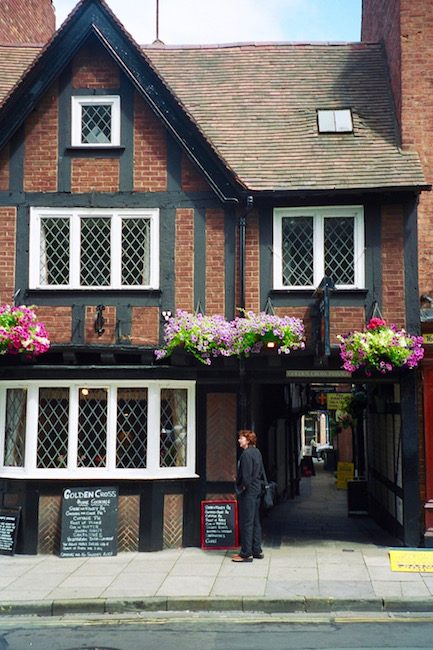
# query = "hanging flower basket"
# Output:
<box><xmin>155</xmin><ymin>310</ymin><xmax>305</xmax><ymax>365</ymax></box>
<box><xmin>337</xmin><ymin>317</ymin><xmax>424</xmax><ymax>375</ymax></box>
<box><xmin>0</xmin><ymin>305</ymin><xmax>50</xmax><ymax>357</ymax></box>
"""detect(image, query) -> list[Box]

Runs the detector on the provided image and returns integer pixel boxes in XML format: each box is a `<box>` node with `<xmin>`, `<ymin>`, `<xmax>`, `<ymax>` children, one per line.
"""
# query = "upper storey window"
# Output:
<box><xmin>29</xmin><ymin>208</ymin><xmax>159</xmax><ymax>290</ymax></box>
<box><xmin>317</xmin><ymin>109</ymin><xmax>353</xmax><ymax>133</ymax></box>
<box><xmin>273</xmin><ymin>206</ymin><xmax>364</xmax><ymax>290</ymax></box>
<box><xmin>71</xmin><ymin>96</ymin><xmax>121</xmax><ymax>147</ymax></box>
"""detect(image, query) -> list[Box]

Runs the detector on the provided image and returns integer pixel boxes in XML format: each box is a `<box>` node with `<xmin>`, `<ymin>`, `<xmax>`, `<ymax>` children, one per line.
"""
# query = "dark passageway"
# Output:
<box><xmin>262</xmin><ymin>460</ymin><xmax>401</xmax><ymax>547</ymax></box>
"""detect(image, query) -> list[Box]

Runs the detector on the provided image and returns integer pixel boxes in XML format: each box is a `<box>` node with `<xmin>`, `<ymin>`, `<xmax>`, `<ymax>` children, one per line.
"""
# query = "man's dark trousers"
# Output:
<box><xmin>238</xmin><ymin>491</ymin><xmax>262</xmax><ymax>557</ymax></box>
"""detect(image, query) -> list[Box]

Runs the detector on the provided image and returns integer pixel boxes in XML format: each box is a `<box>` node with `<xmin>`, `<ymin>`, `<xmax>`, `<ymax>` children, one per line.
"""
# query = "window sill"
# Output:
<box><xmin>270</xmin><ymin>288</ymin><xmax>368</xmax><ymax>297</ymax></box>
<box><xmin>65</xmin><ymin>146</ymin><xmax>126</xmax><ymax>156</ymax></box>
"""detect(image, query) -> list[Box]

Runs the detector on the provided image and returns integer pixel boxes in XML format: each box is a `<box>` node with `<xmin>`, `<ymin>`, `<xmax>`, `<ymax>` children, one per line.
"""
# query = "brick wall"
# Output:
<box><xmin>72</xmin><ymin>43</ymin><xmax>119</xmax><ymax>89</ymax></box>
<box><xmin>130</xmin><ymin>306</ymin><xmax>159</xmax><ymax>345</ymax></box>
<box><xmin>381</xmin><ymin>204</ymin><xmax>405</xmax><ymax>328</ymax></box>
<box><xmin>244</xmin><ymin>211</ymin><xmax>260</xmax><ymax>312</ymax></box>
<box><xmin>362</xmin><ymin>0</ymin><xmax>433</xmax><ymax>295</ymax></box>
<box><xmin>330</xmin><ymin>307</ymin><xmax>365</xmax><ymax>344</ymax></box>
<box><xmin>0</xmin><ymin>0</ymin><xmax>55</xmax><ymax>44</ymax></box>
<box><xmin>206</xmin><ymin>208</ymin><xmax>225</xmax><ymax>315</ymax></box>
<box><xmin>275</xmin><ymin>306</ymin><xmax>312</xmax><ymax>346</ymax></box>
<box><xmin>133</xmin><ymin>93</ymin><xmax>167</xmax><ymax>192</ymax></box>
<box><xmin>71</xmin><ymin>158</ymin><xmax>119</xmax><ymax>193</ymax></box>
<box><xmin>35</xmin><ymin>306</ymin><xmax>72</xmax><ymax>344</ymax></box>
<box><xmin>175</xmin><ymin>208</ymin><xmax>194</xmax><ymax>312</ymax></box>
<box><xmin>24</xmin><ymin>84</ymin><xmax>58</xmax><ymax>192</ymax></box>
<box><xmin>362</xmin><ymin>0</ymin><xmax>401</xmax><ymax>122</ymax></box>
<box><xmin>0</xmin><ymin>146</ymin><xmax>9</xmax><ymax>191</ymax></box>
<box><xmin>0</xmin><ymin>207</ymin><xmax>16</xmax><ymax>304</ymax></box>
<box><xmin>181</xmin><ymin>152</ymin><xmax>211</xmax><ymax>192</ymax></box>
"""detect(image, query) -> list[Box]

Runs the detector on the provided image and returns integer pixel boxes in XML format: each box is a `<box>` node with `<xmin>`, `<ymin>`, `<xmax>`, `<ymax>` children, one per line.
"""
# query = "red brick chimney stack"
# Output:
<box><xmin>0</xmin><ymin>0</ymin><xmax>56</xmax><ymax>44</ymax></box>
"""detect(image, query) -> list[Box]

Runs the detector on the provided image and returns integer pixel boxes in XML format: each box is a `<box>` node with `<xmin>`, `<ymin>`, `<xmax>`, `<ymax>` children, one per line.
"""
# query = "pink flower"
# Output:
<box><xmin>367</xmin><ymin>318</ymin><xmax>387</xmax><ymax>330</ymax></box>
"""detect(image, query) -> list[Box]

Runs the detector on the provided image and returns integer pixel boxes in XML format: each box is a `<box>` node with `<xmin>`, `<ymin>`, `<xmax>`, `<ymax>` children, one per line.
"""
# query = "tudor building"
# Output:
<box><xmin>0</xmin><ymin>0</ymin><xmax>428</xmax><ymax>553</ymax></box>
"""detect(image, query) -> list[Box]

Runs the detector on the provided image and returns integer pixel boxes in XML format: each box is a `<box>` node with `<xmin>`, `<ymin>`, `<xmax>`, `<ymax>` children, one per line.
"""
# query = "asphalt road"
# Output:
<box><xmin>1</xmin><ymin>612</ymin><xmax>433</xmax><ymax>650</ymax></box>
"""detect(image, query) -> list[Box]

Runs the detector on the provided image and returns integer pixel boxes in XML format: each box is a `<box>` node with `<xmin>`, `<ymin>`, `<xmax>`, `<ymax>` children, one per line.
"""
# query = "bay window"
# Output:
<box><xmin>0</xmin><ymin>381</ymin><xmax>196</xmax><ymax>479</ymax></box>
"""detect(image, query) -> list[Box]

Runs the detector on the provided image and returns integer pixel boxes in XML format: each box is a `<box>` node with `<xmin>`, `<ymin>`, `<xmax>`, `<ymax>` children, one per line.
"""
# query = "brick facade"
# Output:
<box><xmin>23</xmin><ymin>84</ymin><xmax>58</xmax><ymax>192</ymax></box>
<box><xmin>72</xmin><ymin>43</ymin><xmax>120</xmax><ymax>89</ymax></box>
<box><xmin>35</xmin><ymin>306</ymin><xmax>72</xmax><ymax>344</ymax></box>
<box><xmin>85</xmin><ymin>306</ymin><xmax>117</xmax><ymax>345</ymax></box>
<box><xmin>181</xmin><ymin>152</ymin><xmax>211</xmax><ymax>192</ymax></box>
<box><xmin>245</xmin><ymin>211</ymin><xmax>260</xmax><ymax>313</ymax></box>
<box><xmin>381</xmin><ymin>204</ymin><xmax>406</xmax><ymax>328</ymax></box>
<box><xmin>71</xmin><ymin>158</ymin><xmax>120</xmax><ymax>193</ymax></box>
<box><xmin>0</xmin><ymin>146</ymin><xmax>9</xmax><ymax>191</ymax></box>
<box><xmin>205</xmin><ymin>208</ymin><xmax>225</xmax><ymax>315</ymax></box>
<box><xmin>0</xmin><ymin>0</ymin><xmax>55</xmax><ymax>44</ymax></box>
<box><xmin>0</xmin><ymin>207</ymin><xmax>16</xmax><ymax>304</ymax></box>
<box><xmin>133</xmin><ymin>93</ymin><xmax>167</xmax><ymax>192</ymax></box>
<box><xmin>130</xmin><ymin>307</ymin><xmax>159</xmax><ymax>346</ymax></box>
<box><xmin>175</xmin><ymin>208</ymin><xmax>194</xmax><ymax>312</ymax></box>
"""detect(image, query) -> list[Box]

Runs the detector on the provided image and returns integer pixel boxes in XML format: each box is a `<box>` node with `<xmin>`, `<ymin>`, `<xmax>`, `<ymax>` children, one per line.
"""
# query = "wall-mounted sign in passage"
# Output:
<box><xmin>201</xmin><ymin>500</ymin><xmax>238</xmax><ymax>550</ymax></box>
<box><xmin>60</xmin><ymin>486</ymin><xmax>118</xmax><ymax>557</ymax></box>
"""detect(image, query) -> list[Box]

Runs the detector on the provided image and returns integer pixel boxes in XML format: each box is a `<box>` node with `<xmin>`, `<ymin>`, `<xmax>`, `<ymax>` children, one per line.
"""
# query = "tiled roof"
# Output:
<box><xmin>0</xmin><ymin>44</ymin><xmax>43</xmax><ymax>106</ymax></box>
<box><xmin>0</xmin><ymin>39</ymin><xmax>426</xmax><ymax>192</ymax></box>
<box><xmin>145</xmin><ymin>43</ymin><xmax>426</xmax><ymax>192</ymax></box>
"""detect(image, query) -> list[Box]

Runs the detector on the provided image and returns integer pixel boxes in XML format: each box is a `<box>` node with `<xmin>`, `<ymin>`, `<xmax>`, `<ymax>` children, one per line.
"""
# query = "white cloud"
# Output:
<box><xmin>53</xmin><ymin>0</ymin><xmax>303</xmax><ymax>44</ymax></box>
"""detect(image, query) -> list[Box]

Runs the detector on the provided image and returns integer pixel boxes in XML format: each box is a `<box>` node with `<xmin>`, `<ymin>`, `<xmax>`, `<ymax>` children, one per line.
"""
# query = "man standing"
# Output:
<box><xmin>232</xmin><ymin>429</ymin><xmax>265</xmax><ymax>562</ymax></box>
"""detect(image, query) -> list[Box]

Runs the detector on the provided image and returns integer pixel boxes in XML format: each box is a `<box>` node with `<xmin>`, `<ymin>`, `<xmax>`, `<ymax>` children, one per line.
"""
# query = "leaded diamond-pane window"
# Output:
<box><xmin>81</xmin><ymin>104</ymin><xmax>112</xmax><ymax>144</ymax></box>
<box><xmin>116</xmin><ymin>388</ymin><xmax>147</xmax><ymax>468</ymax></box>
<box><xmin>37</xmin><ymin>388</ymin><xmax>69</xmax><ymax>469</ymax></box>
<box><xmin>324</xmin><ymin>217</ymin><xmax>355</xmax><ymax>285</ymax></box>
<box><xmin>282</xmin><ymin>216</ymin><xmax>314</xmax><ymax>286</ymax></box>
<box><xmin>40</xmin><ymin>218</ymin><xmax>70</xmax><ymax>285</ymax></box>
<box><xmin>71</xmin><ymin>96</ymin><xmax>120</xmax><ymax>147</ymax></box>
<box><xmin>121</xmin><ymin>218</ymin><xmax>151</xmax><ymax>286</ymax></box>
<box><xmin>30</xmin><ymin>208</ymin><xmax>159</xmax><ymax>290</ymax></box>
<box><xmin>160</xmin><ymin>389</ymin><xmax>188</xmax><ymax>468</ymax></box>
<box><xmin>77</xmin><ymin>388</ymin><xmax>107</xmax><ymax>468</ymax></box>
<box><xmin>80</xmin><ymin>217</ymin><xmax>111</xmax><ymax>286</ymax></box>
<box><xmin>4</xmin><ymin>389</ymin><xmax>26</xmax><ymax>467</ymax></box>
<box><xmin>274</xmin><ymin>206</ymin><xmax>364</xmax><ymax>290</ymax></box>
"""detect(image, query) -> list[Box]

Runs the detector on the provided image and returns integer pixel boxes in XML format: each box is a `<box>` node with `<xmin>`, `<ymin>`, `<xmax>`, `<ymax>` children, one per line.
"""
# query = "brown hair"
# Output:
<box><xmin>238</xmin><ymin>429</ymin><xmax>257</xmax><ymax>447</ymax></box>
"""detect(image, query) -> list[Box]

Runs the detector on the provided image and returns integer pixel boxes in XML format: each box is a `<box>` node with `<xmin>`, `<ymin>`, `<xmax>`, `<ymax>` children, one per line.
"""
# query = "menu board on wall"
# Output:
<box><xmin>60</xmin><ymin>486</ymin><xmax>118</xmax><ymax>557</ymax></box>
<box><xmin>0</xmin><ymin>508</ymin><xmax>21</xmax><ymax>556</ymax></box>
<box><xmin>201</xmin><ymin>500</ymin><xmax>238</xmax><ymax>550</ymax></box>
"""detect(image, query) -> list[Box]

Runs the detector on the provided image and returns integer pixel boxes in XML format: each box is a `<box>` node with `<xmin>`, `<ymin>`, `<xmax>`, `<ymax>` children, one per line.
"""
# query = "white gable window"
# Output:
<box><xmin>0</xmin><ymin>381</ymin><xmax>196</xmax><ymax>480</ymax></box>
<box><xmin>71</xmin><ymin>96</ymin><xmax>121</xmax><ymax>147</ymax></box>
<box><xmin>29</xmin><ymin>207</ymin><xmax>159</xmax><ymax>290</ymax></box>
<box><xmin>273</xmin><ymin>206</ymin><xmax>364</xmax><ymax>290</ymax></box>
<box><xmin>317</xmin><ymin>109</ymin><xmax>353</xmax><ymax>133</ymax></box>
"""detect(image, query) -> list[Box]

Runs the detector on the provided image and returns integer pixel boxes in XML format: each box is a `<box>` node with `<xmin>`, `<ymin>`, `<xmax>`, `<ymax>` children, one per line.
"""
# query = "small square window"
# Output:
<box><xmin>317</xmin><ymin>109</ymin><xmax>353</xmax><ymax>133</ymax></box>
<box><xmin>71</xmin><ymin>96</ymin><xmax>121</xmax><ymax>147</ymax></box>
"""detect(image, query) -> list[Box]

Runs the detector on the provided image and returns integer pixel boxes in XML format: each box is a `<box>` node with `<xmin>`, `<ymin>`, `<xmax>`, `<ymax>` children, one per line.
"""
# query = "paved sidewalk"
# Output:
<box><xmin>0</xmin><ymin>464</ymin><xmax>432</xmax><ymax>616</ymax></box>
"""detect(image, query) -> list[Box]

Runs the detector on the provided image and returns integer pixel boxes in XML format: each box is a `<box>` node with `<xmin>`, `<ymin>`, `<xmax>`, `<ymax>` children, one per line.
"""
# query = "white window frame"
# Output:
<box><xmin>71</xmin><ymin>95</ymin><xmax>121</xmax><ymax>147</ymax></box>
<box><xmin>273</xmin><ymin>205</ymin><xmax>364</xmax><ymax>290</ymax></box>
<box><xmin>0</xmin><ymin>380</ymin><xmax>197</xmax><ymax>480</ymax></box>
<box><xmin>317</xmin><ymin>109</ymin><xmax>353</xmax><ymax>133</ymax></box>
<box><xmin>29</xmin><ymin>207</ymin><xmax>160</xmax><ymax>290</ymax></box>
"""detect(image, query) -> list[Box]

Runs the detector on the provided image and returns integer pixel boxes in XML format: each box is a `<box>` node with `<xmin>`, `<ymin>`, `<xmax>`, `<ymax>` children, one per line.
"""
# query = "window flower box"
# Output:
<box><xmin>0</xmin><ymin>305</ymin><xmax>50</xmax><ymax>357</ymax></box>
<box><xmin>337</xmin><ymin>317</ymin><xmax>424</xmax><ymax>375</ymax></box>
<box><xmin>155</xmin><ymin>310</ymin><xmax>305</xmax><ymax>365</ymax></box>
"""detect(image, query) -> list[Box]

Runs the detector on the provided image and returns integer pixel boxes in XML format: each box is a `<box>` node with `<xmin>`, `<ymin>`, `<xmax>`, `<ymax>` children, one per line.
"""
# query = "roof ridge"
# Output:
<box><xmin>142</xmin><ymin>41</ymin><xmax>380</xmax><ymax>50</ymax></box>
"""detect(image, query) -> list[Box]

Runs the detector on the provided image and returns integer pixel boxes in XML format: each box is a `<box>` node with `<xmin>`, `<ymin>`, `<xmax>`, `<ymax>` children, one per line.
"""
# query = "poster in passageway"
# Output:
<box><xmin>201</xmin><ymin>500</ymin><xmax>238</xmax><ymax>550</ymax></box>
<box><xmin>0</xmin><ymin>507</ymin><xmax>21</xmax><ymax>555</ymax></box>
<box><xmin>60</xmin><ymin>486</ymin><xmax>118</xmax><ymax>557</ymax></box>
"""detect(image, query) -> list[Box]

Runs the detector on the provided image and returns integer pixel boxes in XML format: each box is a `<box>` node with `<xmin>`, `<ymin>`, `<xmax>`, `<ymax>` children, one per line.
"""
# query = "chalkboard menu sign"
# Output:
<box><xmin>201</xmin><ymin>500</ymin><xmax>238</xmax><ymax>550</ymax></box>
<box><xmin>0</xmin><ymin>507</ymin><xmax>21</xmax><ymax>556</ymax></box>
<box><xmin>60</xmin><ymin>486</ymin><xmax>118</xmax><ymax>557</ymax></box>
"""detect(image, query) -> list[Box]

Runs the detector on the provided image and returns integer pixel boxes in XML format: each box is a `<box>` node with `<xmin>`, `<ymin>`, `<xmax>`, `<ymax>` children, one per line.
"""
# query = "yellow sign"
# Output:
<box><xmin>326</xmin><ymin>393</ymin><xmax>352</xmax><ymax>411</ymax></box>
<box><xmin>389</xmin><ymin>549</ymin><xmax>433</xmax><ymax>572</ymax></box>
<box><xmin>335</xmin><ymin>461</ymin><xmax>354</xmax><ymax>490</ymax></box>
<box><xmin>423</xmin><ymin>334</ymin><xmax>433</xmax><ymax>345</ymax></box>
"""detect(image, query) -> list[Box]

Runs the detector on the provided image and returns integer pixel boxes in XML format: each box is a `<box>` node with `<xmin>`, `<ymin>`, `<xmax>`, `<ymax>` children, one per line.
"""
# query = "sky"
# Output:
<box><xmin>53</xmin><ymin>0</ymin><xmax>362</xmax><ymax>45</ymax></box>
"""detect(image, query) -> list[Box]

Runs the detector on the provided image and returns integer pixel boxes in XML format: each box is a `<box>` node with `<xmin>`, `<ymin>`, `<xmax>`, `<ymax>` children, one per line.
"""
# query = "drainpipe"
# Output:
<box><xmin>238</xmin><ymin>195</ymin><xmax>254</xmax><ymax>429</ymax></box>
